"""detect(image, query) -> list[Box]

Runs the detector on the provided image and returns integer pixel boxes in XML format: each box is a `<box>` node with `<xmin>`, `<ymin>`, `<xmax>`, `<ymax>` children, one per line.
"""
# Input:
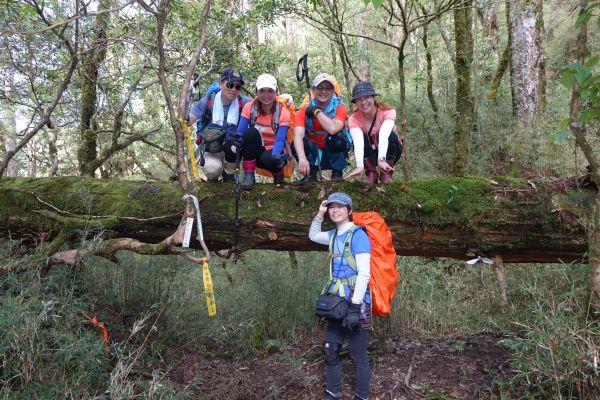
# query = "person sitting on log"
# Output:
<box><xmin>346</xmin><ymin>81</ymin><xmax>403</xmax><ymax>184</ymax></box>
<box><xmin>224</xmin><ymin>73</ymin><xmax>292</xmax><ymax>190</ymax></box>
<box><xmin>188</xmin><ymin>68</ymin><xmax>252</xmax><ymax>182</ymax></box>
<box><xmin>293</xmin><ymin>73</ymin><xmax>350</xmax><ymax>183</ymax></box>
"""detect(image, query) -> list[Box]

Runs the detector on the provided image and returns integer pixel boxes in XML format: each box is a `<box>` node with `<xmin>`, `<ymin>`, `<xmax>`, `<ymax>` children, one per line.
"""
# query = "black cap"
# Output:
<box><xmin>221</xmin><ymin>68</ymin><xmax>244</xmax><ymax>83</ymax></box>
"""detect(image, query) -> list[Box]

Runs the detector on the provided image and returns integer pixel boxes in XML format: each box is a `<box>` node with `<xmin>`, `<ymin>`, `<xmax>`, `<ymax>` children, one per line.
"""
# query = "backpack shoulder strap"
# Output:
<box><xmin>202</xmin><ymin>93</ymin><xmax>216</xmax><ymax>127</ymax></box>
<box><xmin>272</xmin><ymin>101</ymin><xmax>281</xmax><ymax>131</ymax></box>
<box><xmin>343</xmin><ymin>225</ymin><xmax>358</xmax><ymax>272</ymax></box>
<box><xmin>249</xmin><ymin>100</ymin><xmax>257</xmax><ymax>128</ymax></box>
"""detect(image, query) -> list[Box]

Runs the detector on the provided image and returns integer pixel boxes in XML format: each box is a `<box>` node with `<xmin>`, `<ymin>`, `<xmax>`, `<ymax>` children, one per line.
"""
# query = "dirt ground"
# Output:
<box><xmin>167</xmin><ymin>331</ymin><xmax>515</xmax><ymax>400</ymax></box>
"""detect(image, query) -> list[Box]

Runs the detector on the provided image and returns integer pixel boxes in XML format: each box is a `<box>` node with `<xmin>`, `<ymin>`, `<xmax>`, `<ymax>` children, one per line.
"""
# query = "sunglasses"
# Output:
<box><xmin>315</xmin><ymin>85</ymin><xmax>334</xmax><ymax>91</ymax></box>
<box><xmin>226</xmin><ymin>82</ymin><xmax>244</xmax><ymax>90</ymax></box>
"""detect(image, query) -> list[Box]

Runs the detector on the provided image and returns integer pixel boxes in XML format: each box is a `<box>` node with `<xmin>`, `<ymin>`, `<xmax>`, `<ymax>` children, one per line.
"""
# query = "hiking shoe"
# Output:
<box><xmin>299</xmin><ymin>166</ymin><xmax>317</xmax><ymax>184</ymax></box>
<box><xmin>331</xmin><ymin>169</ymin><xmax>343</xmax><ymax>182</ymax></box>
<box><xmin>222</xmin><ymin>172</ymin><xmax>235</xmax><ymax>183</ymax></box>
<box><xmin>273</xmin><ymin>174</ymin><xmax>285</xmax><ymax>185</ymax></box>
<box><xmin>241</xmin><ymin>172</ymin><xmax>255</xmax><ymax>190</ymax></box>
<box><xmin>324</xmin><ymin>390</ymin><xmax>342</xmax><ymax>400</ymax></box>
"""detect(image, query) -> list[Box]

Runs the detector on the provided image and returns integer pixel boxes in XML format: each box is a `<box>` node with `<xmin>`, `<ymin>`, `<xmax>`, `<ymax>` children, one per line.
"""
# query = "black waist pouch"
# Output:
<box><xmin>315</xmin><ymin>294</ymin><xmax>348</xmax><ymax>321</ymax></box>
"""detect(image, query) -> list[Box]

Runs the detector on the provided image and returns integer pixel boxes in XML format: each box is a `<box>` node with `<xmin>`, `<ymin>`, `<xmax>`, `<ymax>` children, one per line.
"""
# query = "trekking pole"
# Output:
<box><xmin>233</xmin><ymin>148</ymin><xmax>241</xmax><ymax>264</ymax></box>
<box><xmin>296</xmin><ymin>54</ymin><xmax>322</xmax><ymax>180</ymax></box>
<box><xmin>296</xmin><ymin>54</ymin><xmax>311</xmax><ymax>100</ymax></box>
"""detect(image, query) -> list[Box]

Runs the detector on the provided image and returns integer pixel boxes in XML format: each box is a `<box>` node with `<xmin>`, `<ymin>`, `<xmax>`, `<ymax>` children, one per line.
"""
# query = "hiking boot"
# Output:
<box><xmin>273</xmin><ymin>174</ymin><xmax>285</xmax><ymax>185</ymax></box>
<box><xmin>379</xmin><ymin>160</ymin><xmax>395</xmax><ymax>183</ymax></box>
<box><xmin>241</xmin><ymin>159</ymin><xmax>256</xmax><ymax>190</ymax></box>
<box><xmin>300</xmin><ymin>166</ymin><xmax>318</xmax><ymax>184</ymax></box>
<box><xmin>353</xmin><ymin>395</ymin><xmax>368</xmax><ymax>400</ymax></box>
<box><xmin>241</xmin><ymin>172</ymin><xmax>255</xmax><ymax>190</ymax></box>
<box><xmin>364</xmin><ymin>158</ymin><xmax>378</xmax><ymax>184</ymax></box>
<box><xmin>331</xmin><ymin>169</ymin><xmax>343</xmax><ymax>182</ymax></box>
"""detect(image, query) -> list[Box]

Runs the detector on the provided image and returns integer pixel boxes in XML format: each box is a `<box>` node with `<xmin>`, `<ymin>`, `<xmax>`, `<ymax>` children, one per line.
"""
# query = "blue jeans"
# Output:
<box><xmin>302</xmin><ymin>137</ymin><xmax>347</xmax><ymax>171</ymax></box>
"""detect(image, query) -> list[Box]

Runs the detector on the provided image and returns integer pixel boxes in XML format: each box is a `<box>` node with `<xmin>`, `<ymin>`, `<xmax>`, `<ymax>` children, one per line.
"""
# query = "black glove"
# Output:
<box><xmin>305</xmin><ymin>104</ymin><xmax>321</xmax><ymax>119</ymax></box>
<box><xmin>225</xmin><ymin>134</ymin><xmax>243</xmax><ymax>154</ymax></box>
<box><xmin>342</xmin><ymin>302</ymin><xmax>361</xmax><ymax>332</ymax></box>
<box><xmin>271</xmin><ymin>154</ymin><xmax>287</xmax><ymax>169</ymax></box>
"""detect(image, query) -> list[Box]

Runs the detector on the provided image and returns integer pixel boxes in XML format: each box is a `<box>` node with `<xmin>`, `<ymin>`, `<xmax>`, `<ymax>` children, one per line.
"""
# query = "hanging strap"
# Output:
<box><xmin>365</xmin><ymin>106</ymin><xmax>379</xmax><ymax>150</ymax></box>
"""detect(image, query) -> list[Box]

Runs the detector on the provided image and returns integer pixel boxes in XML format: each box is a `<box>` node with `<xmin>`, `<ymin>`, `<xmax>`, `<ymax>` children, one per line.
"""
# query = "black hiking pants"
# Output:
<box><xmin>324</xmin><ymin>321</ymin><xmax>371</xmax><ymax>399</ymax></box>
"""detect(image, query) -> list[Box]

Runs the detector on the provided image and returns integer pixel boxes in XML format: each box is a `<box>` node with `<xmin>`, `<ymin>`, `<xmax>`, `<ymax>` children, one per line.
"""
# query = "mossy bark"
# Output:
<box><xmin>0</xmin><ymin>176</ymin><xmax>593</xmax><ymax>263</ymax></box>
<box><xmin>78</xmin><ymin>0</ymin><xmax>111</xmax><ymax>177</ymax></box>
<box><xmin>487</xmin><ymin>44</ymin><xmax>509</xmax><ymax>100</ymax></box>
<box><xmin>452</xmin><ymin>0</ymin><xmax>474</xmax><ymax>176</ymax></box>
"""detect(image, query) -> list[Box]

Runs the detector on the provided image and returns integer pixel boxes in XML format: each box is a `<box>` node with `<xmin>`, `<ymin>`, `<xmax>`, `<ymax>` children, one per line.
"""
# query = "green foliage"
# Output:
<box><xmin>0</xmin><ymin>243</ymin><xmax>190</xmax><ymax>398</ymax></box>
<box><xmin>502</xmin><ymin>263</ymin><xmax>600</xmax><ymax>398</ymax></box>
<box><xmin>3</xmin><ymin>240</ymin><xmax>600</xmax><ymax>397</ymax></box>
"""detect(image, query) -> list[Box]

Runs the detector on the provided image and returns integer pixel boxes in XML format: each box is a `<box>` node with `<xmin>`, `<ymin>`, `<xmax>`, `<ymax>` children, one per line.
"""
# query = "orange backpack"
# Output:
<box><xmin>352</xmin><ymin>211</ymin><xmax>399</xmax><ymax>316</ymax></box>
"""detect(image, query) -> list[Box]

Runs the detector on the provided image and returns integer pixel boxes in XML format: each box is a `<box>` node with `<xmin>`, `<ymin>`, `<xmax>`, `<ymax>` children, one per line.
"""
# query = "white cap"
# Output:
<box><xmin>312</xmin><ymin>73</ymin><xmax>335</xmax><ymax>88</ymax></box>
<box><xmin>202</xmin><ymin>152</ymin><xmax>223</xmax><ymax>180</ymax></box>
<box><xmin>256</xmin><ymin>74</ymin><xmax>277</xmax><ymax>91</ymax></box>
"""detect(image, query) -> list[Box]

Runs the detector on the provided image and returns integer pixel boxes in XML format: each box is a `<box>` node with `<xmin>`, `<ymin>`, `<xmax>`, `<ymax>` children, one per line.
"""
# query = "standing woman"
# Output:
<box><xmin>346</xmin><ymin>81</ymin><xmax>403</xmax><ymax>183</ymax></box>
<box><xmin>309</xmin><ymin>192</ymin><xmax>372</xmax><ymax>400</ymax></box>
<box><xmin>224</xmin><ymin>73</ymin><xmax>291</xmax><ymax>190</ymax></box>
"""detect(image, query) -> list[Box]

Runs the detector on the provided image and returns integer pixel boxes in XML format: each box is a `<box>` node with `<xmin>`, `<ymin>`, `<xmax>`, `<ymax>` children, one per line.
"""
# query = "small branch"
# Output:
<box><xmin>32</xmin><ymin>193</ymin><xmax>180</xmax><ymax>221</ymax></box>
<box><xmin>0</xmin><ymin>0</ymin><xmax>137</xmax><ymax>36</ymax></box>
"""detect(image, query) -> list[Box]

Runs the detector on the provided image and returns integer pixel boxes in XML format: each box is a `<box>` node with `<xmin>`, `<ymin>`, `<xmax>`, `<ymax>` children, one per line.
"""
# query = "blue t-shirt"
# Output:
<box><xmin>189</xmin><ymin>93</ymin><xmax>251</xmax><ymax>137</ymax></box>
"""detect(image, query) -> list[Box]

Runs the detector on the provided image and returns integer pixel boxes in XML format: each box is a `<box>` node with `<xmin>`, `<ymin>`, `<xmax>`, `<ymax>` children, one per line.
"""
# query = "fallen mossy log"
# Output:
<box><xmin>0</xmin><ymin>176</ymin><xmax>593</xmax><ymax>263</ymax></box>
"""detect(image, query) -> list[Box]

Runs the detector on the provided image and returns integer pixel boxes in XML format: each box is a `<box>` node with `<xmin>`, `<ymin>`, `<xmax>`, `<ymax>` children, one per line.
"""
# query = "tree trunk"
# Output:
<box><xmin>421</xmin><ymin>14</ymin><xmax>439</xmax><ymax>124</ymax></box>
<box><xmin>0</xmin><ymin>176</ymin><xmax>592</xmax><ymax>263</ymax></box>
<box><xmin>487</xmin><ymin>44</ymin><xmax>510</xmax><ymax>100</ymax></box>
<box><xmin>567</xmin><ymin>1</ymin><xmax>600</xmax><ymax>317</ymax></box>
<box><xmin>285</xmin><ymin>15</ymin><xmax>297</xmax><ymax>61</ymax></box>
<box><xmin>507</xmin><ymin>0</ymin><xmax>545</xmax><ymax>124</ymax></box>
<box><xmin>398</xmin><ymin>41</ymin><xmax>410</xmax><ymax>181</ymax></box>
<box><xmin>452</xmin><ymin>0</ymin><xmax>474</xmax><ymax>176</ymax></box>
<box><xmin>357</xmin><ymin>17</ymin><xmax>371</xmax><ymax>81</ymax></box>
<box><xmin>78</xmin><ymin>0</ymin><xmax>111</xmax><ymax>177</ymax></box>
<box><xmin>47</xmin><ymin>124</ymin><xmax>59</xmax><ymax>177</ymax></box>
<box><xmin>26</xmin><ymin>140</ymin><xmax>36</xmax><ymax>177</ymax></box>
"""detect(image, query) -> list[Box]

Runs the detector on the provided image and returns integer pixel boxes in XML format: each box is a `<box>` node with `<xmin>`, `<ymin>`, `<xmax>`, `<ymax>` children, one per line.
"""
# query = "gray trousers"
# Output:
<box><xmin>324</xmin><ymin>322</ymin><xmax>371</xmax><ymax>399</ymax></box>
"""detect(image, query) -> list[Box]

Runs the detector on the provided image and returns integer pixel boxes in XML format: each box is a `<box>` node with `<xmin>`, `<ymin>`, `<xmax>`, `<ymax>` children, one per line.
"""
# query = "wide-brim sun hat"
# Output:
<box><xmin>256</xmin><ymin>73</ymin><xmax>277</xmax><ymax>91</ymax></box>
<box><xmin>327</xmin><ymin>192</ymin><xmax>353</xmax><ymax>208</ymax></box>
<box><xmin>351</xmin><ymin>80</ymin><xmax>378</xmax><ymax>102</ymax></box>
<box><xmin>312</xmin><ymin>73</ymin><xmax>336</xmax><ymax>88</ymax></box>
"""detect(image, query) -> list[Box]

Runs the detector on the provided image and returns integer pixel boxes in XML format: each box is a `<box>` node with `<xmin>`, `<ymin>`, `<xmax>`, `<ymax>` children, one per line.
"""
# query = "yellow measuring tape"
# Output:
<box><xmin>201</xmin><ymin>256</ymin><xmax>216</xmax><ymax>316</ymax></box>
<box><xmin>180</xmin><ymin>118</ymin><xmax>199</xmax><ymax>178</ymax></box>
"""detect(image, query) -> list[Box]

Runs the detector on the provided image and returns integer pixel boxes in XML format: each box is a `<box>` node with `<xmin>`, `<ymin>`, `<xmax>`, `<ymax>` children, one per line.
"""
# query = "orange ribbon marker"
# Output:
<box><xmin>90</xmin><ymin>315</ymin><xmax>109</xmax><ymax>351</ymax></box>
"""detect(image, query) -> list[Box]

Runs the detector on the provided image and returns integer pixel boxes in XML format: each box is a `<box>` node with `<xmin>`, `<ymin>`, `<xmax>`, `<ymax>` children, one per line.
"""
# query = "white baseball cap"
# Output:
<box><xmin>312</xmin><ymin>73</ymin><xmax>335</xmax><ymax>88</ymax></box>
<box><xmin>256</xmin><ymin>74</ymin><xmax>277</xmax><ymax>91</ymax></box>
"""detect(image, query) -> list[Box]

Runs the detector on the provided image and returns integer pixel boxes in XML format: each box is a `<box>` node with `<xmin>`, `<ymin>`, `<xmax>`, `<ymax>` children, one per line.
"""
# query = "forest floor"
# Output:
<box><xmin>167</xmin><ymin>330</ymin><xmax>516</xmax><ymax>400</ymax></box>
